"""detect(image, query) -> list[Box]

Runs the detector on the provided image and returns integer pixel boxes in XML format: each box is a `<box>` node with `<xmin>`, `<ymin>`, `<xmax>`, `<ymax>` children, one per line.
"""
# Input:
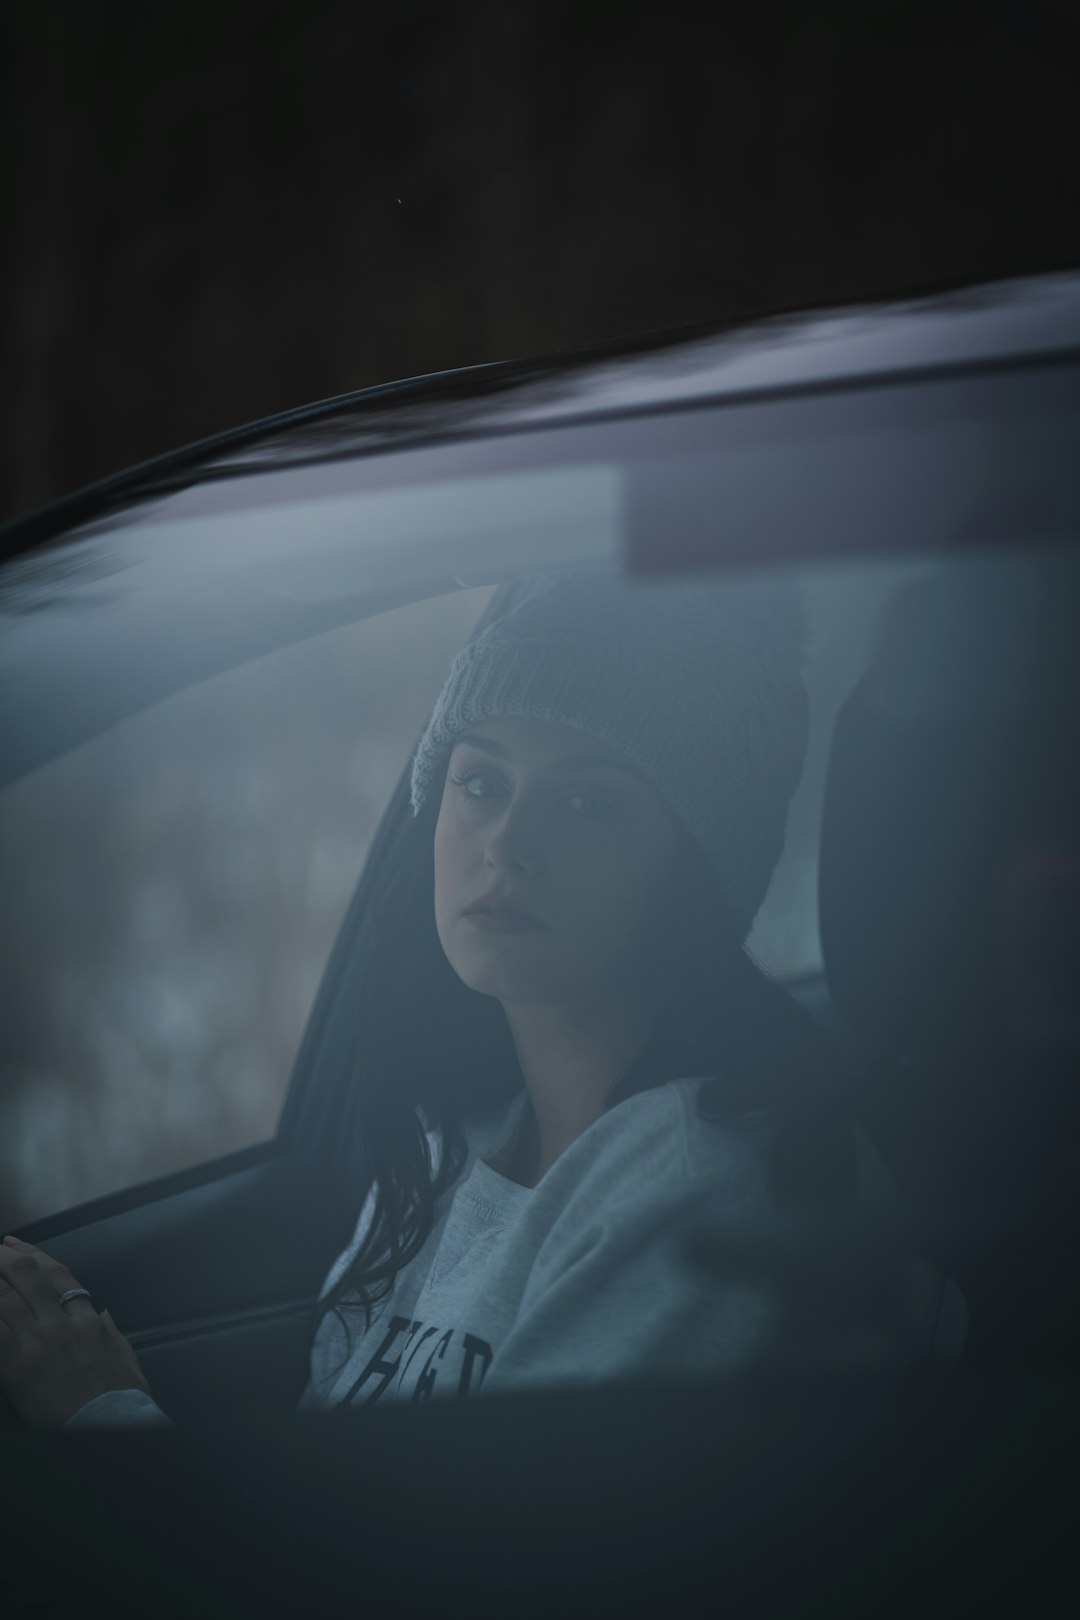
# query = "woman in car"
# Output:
<box><xmin>0</xmin><ymin>571</ymin><xmax>914</xmax><ymax>1426</ymax></box>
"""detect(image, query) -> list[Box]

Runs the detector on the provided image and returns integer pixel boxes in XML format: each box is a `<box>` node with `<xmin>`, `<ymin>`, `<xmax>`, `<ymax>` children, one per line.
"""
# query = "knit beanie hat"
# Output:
<box><xmin>410</xmin><ymin>572</ymin><xmax>809</xmax><ymax>942</ymax></box>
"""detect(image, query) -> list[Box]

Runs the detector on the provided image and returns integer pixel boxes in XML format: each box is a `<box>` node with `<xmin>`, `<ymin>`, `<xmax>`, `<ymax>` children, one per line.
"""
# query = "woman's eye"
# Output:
<box><xmin>448</xmin><ymin>770</ymin><xmax>614</xmax><ymax>819</ymax></box>
<box><xmin>448</xmin><ymin>769</ymin><xmax>501</xmax><ymax>802</ymax></box>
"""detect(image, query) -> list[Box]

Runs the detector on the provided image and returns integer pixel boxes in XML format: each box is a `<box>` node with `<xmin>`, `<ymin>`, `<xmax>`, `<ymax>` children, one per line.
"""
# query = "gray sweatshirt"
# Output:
<box><xmin>65</xmin><ymin>1077</ymin><xmax>960</xmax><ymax>1430</ymax></box>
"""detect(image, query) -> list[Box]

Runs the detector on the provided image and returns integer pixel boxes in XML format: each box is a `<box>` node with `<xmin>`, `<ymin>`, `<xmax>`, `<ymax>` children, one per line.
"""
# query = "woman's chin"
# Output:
<box><xmin>456</xmin><ymin>966</ymin><xmax>564</xmax><ymax>1004</ymax></box>
<box><xmin>446</xmin><ymin>944</ymin><xmax>580</xmax><ymax>1006</ymax></box>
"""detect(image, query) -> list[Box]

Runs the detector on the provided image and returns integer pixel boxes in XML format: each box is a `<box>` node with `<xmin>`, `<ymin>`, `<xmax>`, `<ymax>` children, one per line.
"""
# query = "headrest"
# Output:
<box><xmin>819</xmin><ymin>554</ymin><xmax>1080</xmax><ymax>1059</ymax></box>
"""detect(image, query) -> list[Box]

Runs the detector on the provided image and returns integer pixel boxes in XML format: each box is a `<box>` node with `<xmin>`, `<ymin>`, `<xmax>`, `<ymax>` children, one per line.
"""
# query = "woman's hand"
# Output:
<box><xmin>0</xmin><ymin>1235</ymin><xmax>151</xmax><ymax>1428</ymax></box>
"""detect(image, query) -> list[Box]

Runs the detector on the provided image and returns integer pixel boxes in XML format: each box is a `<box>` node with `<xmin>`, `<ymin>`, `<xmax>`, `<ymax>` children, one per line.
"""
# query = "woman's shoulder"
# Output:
<box><xmin>544</xmin><ymin>1075</ymin><xmax>774</xmax><ymax>1211</ymax></box>
<box><xmin>585</xmin><ymin>1072</ymin><xmax>873</xmax><ymax>1217</ymax></box>
<box><xmin>517</xmin><ymin>1078</ymin><xmax>777</xmax><ymax>1288</ymax></box>
<box><xmin>672</xmin><ymin>1074</ymin><xmax>777</xmax><ymax>1198</ymax></box>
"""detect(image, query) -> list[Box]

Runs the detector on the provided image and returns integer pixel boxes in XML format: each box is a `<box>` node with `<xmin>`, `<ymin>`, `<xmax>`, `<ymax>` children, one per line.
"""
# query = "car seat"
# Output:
<box><xmin>818</xmin><ymin>553</ymin><xmax>1080</xmax><ymax>1369</ymax></box>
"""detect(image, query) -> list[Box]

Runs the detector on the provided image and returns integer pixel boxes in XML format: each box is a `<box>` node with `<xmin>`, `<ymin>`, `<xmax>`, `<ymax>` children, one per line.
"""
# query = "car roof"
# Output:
<box><xmin>3</xmin><ymin>268</ymin><xmax>1079</xmax><ymax>558</ymax></box>
<box><xmin>202</xmin><ymin>268</ymin><xmax>1080</xmax><ymax>470</ymax></box>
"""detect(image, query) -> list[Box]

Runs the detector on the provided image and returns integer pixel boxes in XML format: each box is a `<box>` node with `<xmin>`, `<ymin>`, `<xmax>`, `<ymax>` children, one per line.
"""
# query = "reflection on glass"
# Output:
<box><xmin>0</xmin><ymin>590</ymin><xmax>492</xmax><ymax>1227</ymax></box>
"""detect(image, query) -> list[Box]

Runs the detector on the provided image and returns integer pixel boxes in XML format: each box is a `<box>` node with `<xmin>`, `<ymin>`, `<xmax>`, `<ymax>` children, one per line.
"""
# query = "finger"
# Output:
<box><xmin>0</xmin><ymin>1297</ymin><xmax>24</xmax><ymax>1387</ymax></box>
<box><xmin>2</xmin><ymin>1235</ymin><xmax>93</xmax><ymax>1317</ymax></box>
<box><xmin>0</xmin><ymin>1271</ymin><xmax>37</xmax><ymax>1337</ymax></box>
<box><xmin>0</xmin><ymin>1246</ymin><xmax>66</xmax><ymax>1326</ymax></box>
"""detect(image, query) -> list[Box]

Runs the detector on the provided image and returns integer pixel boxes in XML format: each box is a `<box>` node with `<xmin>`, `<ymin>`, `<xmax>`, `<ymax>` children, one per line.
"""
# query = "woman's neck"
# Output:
<box><xmin>495</xmin><ymin>995</ymin><xmax>650</xmax><ymax>1186</ymax></box>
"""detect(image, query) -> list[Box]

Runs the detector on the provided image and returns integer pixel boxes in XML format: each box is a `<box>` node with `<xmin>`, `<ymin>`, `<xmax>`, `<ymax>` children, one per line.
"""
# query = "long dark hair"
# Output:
<box><xmin>312</xmin><ymin>758</ymin><xmax>854</xmax><ymax>1358</ymax></box>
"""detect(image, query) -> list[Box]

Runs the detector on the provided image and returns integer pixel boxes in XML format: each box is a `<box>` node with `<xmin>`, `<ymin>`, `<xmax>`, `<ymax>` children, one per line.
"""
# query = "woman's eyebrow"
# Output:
<box><xmin>454</xmin><ymin>733</ymin><xmax>508</xmax><ymax>758</ymax></box>
<box><xmin>453</xmin><ymin>734</ymin><xmax>644</xmax><ymax>781</ymax></box>
<box><xmin>552</xmin><ymin>753</ymin><xmax>647</xmax><ymax>780</ymax></box>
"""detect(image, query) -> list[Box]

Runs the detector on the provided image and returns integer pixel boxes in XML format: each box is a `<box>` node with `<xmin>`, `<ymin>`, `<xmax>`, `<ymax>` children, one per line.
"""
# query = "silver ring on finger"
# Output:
<box><xmin>58</xmin><ymin>1287</ymin><xmax>94</xmax><ymax>1309</ymax></box>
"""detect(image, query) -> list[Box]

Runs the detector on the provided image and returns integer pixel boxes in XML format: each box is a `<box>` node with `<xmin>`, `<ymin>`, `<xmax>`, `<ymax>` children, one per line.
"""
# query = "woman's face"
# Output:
<box><xmin>433</xmin><ymin>716</ymin><xmax>684</xmax><ymax>1008</ymax></box>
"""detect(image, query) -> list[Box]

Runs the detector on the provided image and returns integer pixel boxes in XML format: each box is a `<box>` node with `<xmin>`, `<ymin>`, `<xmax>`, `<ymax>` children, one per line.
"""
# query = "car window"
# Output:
<box><xmin>0</xmin><ymin>545</ymin><xmax>1004</xmax><ymax>1232</ymax></box>
<box><xmin>2</xmin><ymin>362</ymin><xmax>1075</xmax><ymax>1236</ymax></box>
<box><xmin>0</xmin><ymin>589</ymin><xmax>493</xmax><ymax>1229</ymax></box>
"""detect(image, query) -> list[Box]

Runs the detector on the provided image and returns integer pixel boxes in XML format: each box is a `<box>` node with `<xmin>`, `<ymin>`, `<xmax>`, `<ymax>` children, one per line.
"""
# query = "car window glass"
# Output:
<box><xmin>2</xmin><ymin>361</ymin><xmax>1075</xmax><ymax>1235</ymax></box>
<box><xmin>0</xmin><ymin>588</ymin><xmax>492</xmax><ymax>1228</ymax></box>
<box><xmin>747</xmin><ymin>555</ymin><xmax>935</xmax><ymax>978</ymax></box>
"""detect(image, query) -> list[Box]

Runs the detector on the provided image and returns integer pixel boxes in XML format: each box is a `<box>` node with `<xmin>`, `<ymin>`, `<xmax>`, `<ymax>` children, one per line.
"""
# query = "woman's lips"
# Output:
<box><xmin>464</xmin><ymin>909</ymin><xmax>544</xmax><ymax>933</ymax></box>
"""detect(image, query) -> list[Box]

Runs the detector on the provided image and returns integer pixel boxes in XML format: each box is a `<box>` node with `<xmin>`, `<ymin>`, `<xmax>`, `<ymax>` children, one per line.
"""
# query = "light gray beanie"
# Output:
<box><xmin>410</xmin><ymin>572</ymin><xmax>809</xmax><ymax>941</ymax></box>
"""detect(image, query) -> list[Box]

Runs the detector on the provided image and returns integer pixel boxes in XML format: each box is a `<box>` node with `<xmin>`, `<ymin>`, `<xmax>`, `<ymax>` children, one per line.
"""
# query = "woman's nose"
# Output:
<box><xmin>484</xmin><ymin>799</ymin><xmax>543</xmax><ymax>875</ymax></box>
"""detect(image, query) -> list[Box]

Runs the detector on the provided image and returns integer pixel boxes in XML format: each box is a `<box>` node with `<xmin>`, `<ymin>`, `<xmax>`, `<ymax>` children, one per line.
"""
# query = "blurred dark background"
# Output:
<box><xmin>1</xmin><ymin>0</ymin><xmax>1077</xmax><ymax>526</ymax></box>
